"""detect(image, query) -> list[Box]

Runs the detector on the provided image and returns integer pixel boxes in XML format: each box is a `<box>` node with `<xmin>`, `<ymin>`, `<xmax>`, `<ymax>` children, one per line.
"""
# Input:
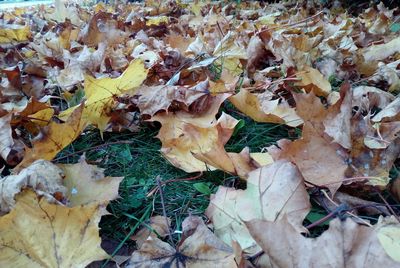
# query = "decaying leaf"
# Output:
<box><xmin>127</xmin><ymin>216</ymin><xmax>236</xmax><ymax>268</ymax></box>
<box><xmin>137</xmin><ymin>83</ymin><xmax>207</xmax><ymax>116</ymax></box>
<box><xmin>0</xmin><ymin>190</ymin><xmax>109</xmax><ymax>267</ymax></box>
<box><xmin>58</xmin><ymin>158</ymin><xmax>123</xmax><ymax>206</ymax></box>
<box><xmin>0</xmin><ymin>24</ymin><xmax>30</xmax><ymax>43</ymax></box>
<box><xmin>246</xmin><ymin>216</ymin><xmax>400</xmax><ymax>267</ymax></box>
<box><xmin>206</xmin><ymin>161</ymin><xmax>310</xmax><ymax>254</ymax></box>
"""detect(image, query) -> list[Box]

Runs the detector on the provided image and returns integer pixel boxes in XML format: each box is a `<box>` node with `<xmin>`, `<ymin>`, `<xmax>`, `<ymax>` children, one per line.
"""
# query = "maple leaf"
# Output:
<box><xmin>0</xmin><ymin>190</ymin><xmax>109</xmax><ymax>267</ymax></box>
<box><xmin>58</xmin><ymin>158</ymin><xmax>123</xmax><ymax>206</ymax></box>
<box><xmin>0</xmin><ymin>24</ymin><xmax>30</xmax><ymax>44</ymax></box>
<box><xmin>268</xmin><ymin>123</ymin><xmax>347</xmax><ymax>194</ymax></box>
<box><xmin>127</xmin><ymin>216</ymin><xmax>236</xmax><ymax>268</ymax></box>
<box><xmin>206</xmin><ymin>161</ymin><xmax>310</xmax><ymax>255</ymax></box>
<box><xmin>16</xmin><ymin>103</ymin><xmax>86</xmax><ymax>170</ymax></box>
<box><xmin>59</xmin><ymin>59</ymin><xmax>148</xmax><ymax>133</ymax></box>
<box><xmin>295</xmin><ymin>67</ymin><xmax>332</xmax><ymax>97</ymax></box>
<box><xmin>152</xmin><ymin>94</ymin><xmax>239</xmax><ymax>173</ymax></box>
<box><xmin>229</xmin><ymin>89</ymin><xmax>302</xmax><ymax>127</ymax></box>
<box><xmin>0</xmin><ymin>160</ymin><xmax>65</xmax><ymax>214</ymax></box>
<box><xmin>136</xmin><ymin>82</ymin><xmax>208</xmax><ymax>116</ymax></box>
<box><xmin>246</xmin><ymin>216</ymin><xmax>400</xmax><ymax>267</ymax></box>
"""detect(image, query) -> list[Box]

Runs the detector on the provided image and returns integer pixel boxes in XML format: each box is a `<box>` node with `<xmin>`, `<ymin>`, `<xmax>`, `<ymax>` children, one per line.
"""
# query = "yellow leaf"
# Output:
<box><xmin>377</xmin><ymin>221</ymin><xmax>400</xmax><ymax>262</ymax></box>
<box><xmin>295</xmin><ymin>67</ymin><xmax>332</xmax><ymax>97</ymax></box>
<box><xmin>58</xmin><ymin>159</ymin><xmax>123</xmax><ymax>206</ymax></box>
<box><xmin>229</xmin><ymin>89</ymin><xmax>302</xmax><ymax>127</ymax></box>
<box><xmin>0</xmin><ymin>190</ymin><xmax>109</xmax><ymax>267</ymax></box>
<box><xmin>0</xmin><ymin>25</ymin><xmax>30</xmax><ymax>44</ymax></box>
<box><xmin>60</xmin><ymin>59</ymin><xmax>148</xmax><ymax>132</ymax></box>
<box><xmin>146</xmin><ymin>16</ymin><xmax>169</xmax><ymax>26</ymax></box>
<box><xmin>16</xmin><ymin>104</ymin><xmax>86</xmax><ymax>170</ymax></box>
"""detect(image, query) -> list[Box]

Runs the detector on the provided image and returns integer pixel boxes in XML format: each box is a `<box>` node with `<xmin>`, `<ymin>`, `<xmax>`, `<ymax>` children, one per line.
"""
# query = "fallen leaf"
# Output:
<box><xmin>363</xmin><ymin>36</ymin><xmax>400</xmax><ymax>62</ymax></box>
<box><xmin>229</xmin><ymin>89</ymin><xmax>302</xmax><ymax>127</ymax></box>
<box><xmin>60</xmin><ymin>59</ymin><xmax>148</xmax><ymax>132</ymax></box>
<box><xmin>0</xmin><ymin>160</ymin><xmax>65</xmax><ymax>214</ymax></box>
<box><xmin>268</xmin><ymin>123</ymin><xmax>347</xmax><ymax>194</ymax></box>
<box><xmin>246</xmin><ymin>216</ymin><xmax>400</xmax><ymax>267</ymax></box>
<box><xmin>127</xmin><ymin>216</ymin><xmax>236</xmax><ymax>268</ymax></box>
<box><xmin>295</xmin><ymin>66</ymin><xmax>332</xmax><ymax>97</ymax></box>
<box><xmin>0</xmin><ymin>190</ymin><xmax>109</xmax><ymax>267</ymax></box>
<box><xmin>153</xmin><ymin>94</ymin><xmax>239</xmax><ymax>173</ymax></box>
<box><xmin>58</xmin><ymin>158</ymin><xmax>123</xmax><ymax>206</ymax></box>
<box><xmin>137</xmin><ymin>83</ymin><xmax>207</xmax><ymax>116</ymax></box>
<box><xmin>206</xmin><ymin>161</ymin><xmax>310</xmax><ymax>254</ymax></box>
<box><xmin>0</xmin><ymin>24</ymin><xmax>30</xmax><ymax>43</ymax></box>
<box><xmin>131</xmin><ymin>216</ymin><xmax>171</xmax><ymax>249</ymax></box>
<box><xmin>16</xmin><ymin>104</ymin><xmax>86</xmax><ymax>170</ymax></box>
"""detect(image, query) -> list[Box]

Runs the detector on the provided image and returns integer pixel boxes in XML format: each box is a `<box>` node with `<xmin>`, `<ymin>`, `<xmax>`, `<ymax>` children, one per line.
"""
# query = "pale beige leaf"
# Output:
<box><xmin>295</xmin><ymin>66</ymin><xmax>332</xmax><ymax>96</ymax></box>
<box><xmin>206</xmin><ymin>161</ymin><xmax>310</xmax><ymax>254</ymax></box>
<box><xmin>57</xmin><ymin>158</ymin><xmax>123</xmax><ymax>206</ymax></box>
<box><xmin>0</xmin><ymin>160</ymin><xmax>66</xmax><ymax>213</ymax></box>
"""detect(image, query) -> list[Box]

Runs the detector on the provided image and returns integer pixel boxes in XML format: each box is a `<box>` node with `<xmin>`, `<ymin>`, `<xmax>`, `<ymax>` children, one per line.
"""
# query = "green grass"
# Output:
<box><xmin>54</xmin><ymin>104</ymin><xmax>298</xmax><ymax>259</ymax></box>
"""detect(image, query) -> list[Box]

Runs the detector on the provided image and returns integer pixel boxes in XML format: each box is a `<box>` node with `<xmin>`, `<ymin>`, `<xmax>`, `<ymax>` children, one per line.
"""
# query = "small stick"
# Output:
<box><xmin>147</xmin><ymin>172</ymin><xmax>203</xmax><ymax>197</ymax></box>
<box><xmin>374</xmin><ymin>188</ymin><xmax>400</xmax><ymax>223</ymax></box>
<box><xmin>53</xmin><ymin>140</ymin><xmax>134</xmax><ymax>161</ymax></box>
<box><xmin>156</xmin><ymin>176</ymin><xmax>175</xmax><ymax>246</ymax></box>
<box><xmin>321</xmin><ymin>190</ymin><xmax>372</xmax><ymax>227</ymax></box>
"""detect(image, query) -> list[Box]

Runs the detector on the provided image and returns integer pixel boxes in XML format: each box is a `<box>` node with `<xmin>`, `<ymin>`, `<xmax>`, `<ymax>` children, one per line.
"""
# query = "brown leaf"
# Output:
<box><xmin>269</xmin><ymin>123</ymin><xmax>347</xmax><ymax>194</ymax></box>
<box><xmin>246</xmin><ymin>216</ymin><xmax>400</xmax><ymax>268</ymax></box>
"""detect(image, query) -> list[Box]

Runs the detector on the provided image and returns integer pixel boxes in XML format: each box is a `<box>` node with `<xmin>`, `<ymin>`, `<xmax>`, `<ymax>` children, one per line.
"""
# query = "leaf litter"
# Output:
<box><xmin>0</xmin><ymin>0</ymin><xmax>400</xmax><ymax>267</ymax></box>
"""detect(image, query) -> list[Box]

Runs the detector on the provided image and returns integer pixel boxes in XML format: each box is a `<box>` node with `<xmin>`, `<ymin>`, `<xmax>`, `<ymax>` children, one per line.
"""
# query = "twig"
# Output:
<box><xmin>147</xmin><ymin>172</ymin><xmax>203</xmax><ymax>197</ymax></box>
<box><xmin>155</xmin><ymin>176</ymin><xmax>175</xmax><ymax>246</ymax></box>
<box><xmin>321</xmin><ymin>190</ymin><xmax>372</xmax><ymax>227</ymax></box>
<box><xmin>257</xmin><ymin>10</ymin><xmax>324</xmax><ymax>35</ymax></box>
<box><xmin>374</xmin><ymin>188</ymin><xmax>400</xmax><ymax>223</ymax></box>
<box><xmin>53</xmin><ymin>140</ymin><xmax>134</xmax><ymax>162</ymax></box>
<box><xmin>305</xmin><ymin>204</ymin><xmax>347</xmax><ymax>230</ymax></box>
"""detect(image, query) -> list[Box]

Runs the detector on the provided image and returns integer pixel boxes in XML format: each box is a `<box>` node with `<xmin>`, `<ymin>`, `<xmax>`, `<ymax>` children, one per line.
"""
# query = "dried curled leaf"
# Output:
<box><xmin>0</xmin><ymin>190</ymin><xmax>109</xmax><ymax>267</ymax></box>
<box><xmin>229</xmin><ymin>89</ymin><xmax>302</xmax><ymax>127</ymax></box>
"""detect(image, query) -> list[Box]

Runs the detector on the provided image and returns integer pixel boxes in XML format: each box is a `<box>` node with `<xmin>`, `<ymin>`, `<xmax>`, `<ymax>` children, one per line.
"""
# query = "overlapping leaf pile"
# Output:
<box><xmin>1</xmin><ymin>0</ymin><xmax>400</xmax><ymax>267</ymax></box>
